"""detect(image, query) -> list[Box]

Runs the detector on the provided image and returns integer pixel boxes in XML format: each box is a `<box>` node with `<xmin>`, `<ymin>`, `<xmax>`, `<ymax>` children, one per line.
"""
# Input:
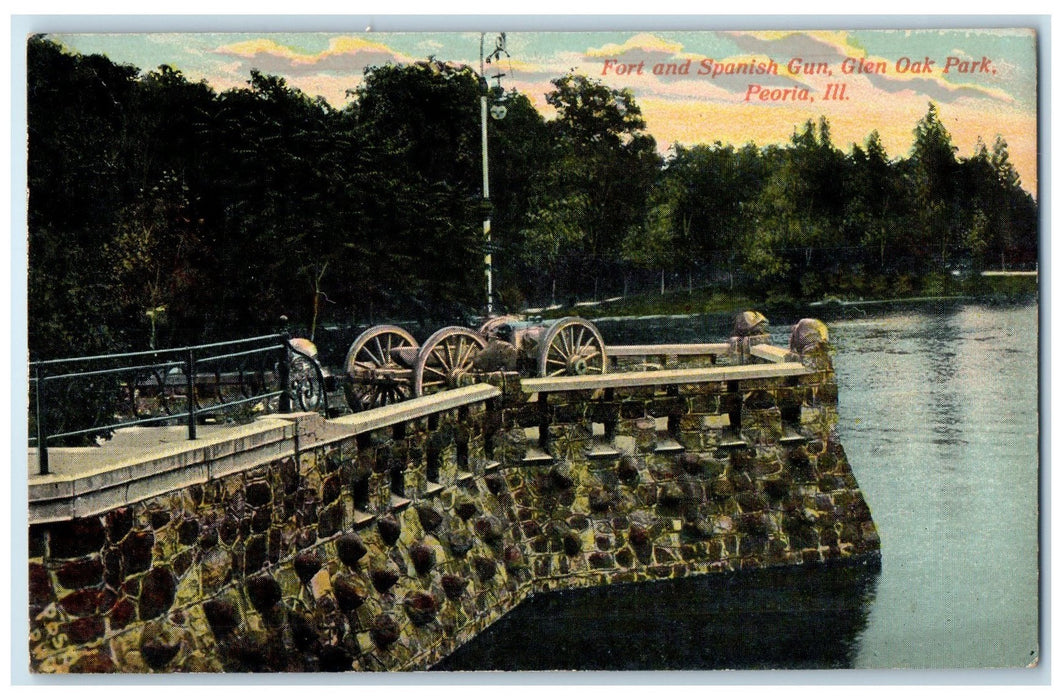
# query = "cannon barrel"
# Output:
<box><xmin>478</xmin><ymin>315</ymin><xmax>607</xmax><ymax>378</ymax></box>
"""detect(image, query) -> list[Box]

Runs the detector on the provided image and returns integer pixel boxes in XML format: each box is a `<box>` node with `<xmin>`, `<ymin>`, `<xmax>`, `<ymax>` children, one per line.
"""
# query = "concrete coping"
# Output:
<box><xmin>27</xmin><ymin>362</ymin><xmax>820</xmax><ymax>522</ymax></box>
<box><xmin>26</xmin><ymin>385</ymin><xmax>503</xmax><ymax>523</ymax></box>
<box><xmin>608</xmin><ymin>342</ymin><xmax>731</xmax><ymax>357</ymax></box>
<box><xmin>28</xmin><ymin>417</ymin><xmax>296</xmax><ymax>524</ymax></box>
<box><xmin>750</xmin><ymin>344</ymin><xmax>795</xmax><ymax>363</ymax></box>
<box><xmin>329</xmin><ymin>383</ymin><xmax>502</xmax><ymax>434</ymax></box>
<box><xmin>523</xmin><ymin>361</ymin><xmax>811</xmax><ymax>393</ymax></box>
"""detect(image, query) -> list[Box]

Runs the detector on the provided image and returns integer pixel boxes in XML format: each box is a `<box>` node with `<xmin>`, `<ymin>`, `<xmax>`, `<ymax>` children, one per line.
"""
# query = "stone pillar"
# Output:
<box><xmin>730</xmin><ymin>310</ymin><xmax>770</xmax><ymax>364</ymax></box>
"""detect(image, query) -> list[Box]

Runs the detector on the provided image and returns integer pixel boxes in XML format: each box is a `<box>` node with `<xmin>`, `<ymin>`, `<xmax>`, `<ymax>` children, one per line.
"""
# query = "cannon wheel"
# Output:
<box><xmin>537</xmin><ymin>317</ymin><xmax>607</xmax><ymax>377</ymax></box>
<box><xmin>344</xmin><ymin>325</ymin><xmax>418</xmax><ymax>409</ymax></box>
<box><xmin>413</xmin><ymin>327</ymin><xmax>487</xmax><ymax>397</ymax></box>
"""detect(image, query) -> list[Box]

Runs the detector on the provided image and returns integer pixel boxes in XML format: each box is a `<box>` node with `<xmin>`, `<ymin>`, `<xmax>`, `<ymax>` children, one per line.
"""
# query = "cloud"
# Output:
<box><xmin>729</xmin><ymin>30</ymin><xmax>852</xmax><ymax>64</ymax></box>
<box><xmin>861</xmin><ymin>70</ymin><xmax>1013</xmax><ymax>104</ymax></box>
<box><xmin>585</xmin><ymin>32</ymin><xmax>684</xmax><ymax>58</ymax></box>
<box><xmin>727</xmin><ymin>30</ymin><xmax>1016</xmax><ymax>105</ymax></box>
<box><xmin>582</xmin><ymin>38</ymin><xmax>811</xmax><ymax>100</ymax></box>
<box><xmin>213</xmin><ymin>36</ymin><xmax>414</xmax><ymax>79</ymax></box>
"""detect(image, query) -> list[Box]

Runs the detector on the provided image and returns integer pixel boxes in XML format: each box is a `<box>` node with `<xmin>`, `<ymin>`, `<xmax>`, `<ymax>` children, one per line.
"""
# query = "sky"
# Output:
<box><xmin>46</xmin><ymin>27</ymin><xmax>1041</xmax><ymax>193</ymax></box>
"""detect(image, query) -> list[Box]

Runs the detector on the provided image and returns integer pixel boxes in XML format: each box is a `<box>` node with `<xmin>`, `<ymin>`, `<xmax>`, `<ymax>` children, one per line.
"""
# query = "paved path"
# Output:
<box><xmin>27</xmin><ymin>418</ymin><xmax>298</xmax><ymax>482</ymax></box>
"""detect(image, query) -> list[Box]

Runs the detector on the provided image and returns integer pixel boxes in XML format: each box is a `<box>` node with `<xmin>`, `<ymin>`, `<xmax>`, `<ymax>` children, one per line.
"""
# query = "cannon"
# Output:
<box><xmin>341</xmin><ymin>316</ymin><xmax>607</xmax><ymax>411</ymax></box>
<box><xmin>476</xmin><ymin>315</ymin><xmax>607</xmax><ymax>378</ymax></box>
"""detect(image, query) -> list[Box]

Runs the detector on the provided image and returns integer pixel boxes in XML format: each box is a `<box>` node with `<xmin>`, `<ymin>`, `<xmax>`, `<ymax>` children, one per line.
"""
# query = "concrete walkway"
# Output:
<box><xmin>27</xmin><ymin>418</ymin><xmax>298</xmax><ymax>483</ymax></box>
<box><xmin>27</xmin><ymin>416</ymin><xmax>307</xmax><ymax>524</ymax></box>
<box><xmin>26</xmin><ymin>385</ymin><xmax>502</xmax><ymax>524</ymax></box>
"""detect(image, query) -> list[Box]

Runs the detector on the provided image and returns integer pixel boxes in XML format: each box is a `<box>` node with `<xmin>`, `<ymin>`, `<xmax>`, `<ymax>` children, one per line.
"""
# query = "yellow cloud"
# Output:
<box><xmin>736</xmin><ymin>30</ymin><xmax>855</xmax><ymax>53</ymax></box>
<box><xmin>216</xmin><ymin>35</ymin><xmax>409</xmax><ymax>66</ymax></box>
<box><xmin>319</xmin><ymin>36</ymin><xmax>407</xmax><ymax>63</ymax></box>
<box><xmin>217</xmin><ymin>38</ymin><xmax>305</xmax><ymax>61</ymax></box>
<box><xmin>586</xmin><ymin>32</ymin><xmax>684</xmax><ymax>58</ymax></box>
<box><xmin>483</xmin><ymin>56</ymin><xmax>544</xmax><ymax>74</ymax></box>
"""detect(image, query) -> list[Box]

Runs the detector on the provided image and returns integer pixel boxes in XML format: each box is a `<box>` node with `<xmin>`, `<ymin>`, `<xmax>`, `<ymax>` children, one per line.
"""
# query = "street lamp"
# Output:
<box><xmin>480</xmin><ymin>32</ymin><xmax>508</xmax><ymax>316</ymax></box>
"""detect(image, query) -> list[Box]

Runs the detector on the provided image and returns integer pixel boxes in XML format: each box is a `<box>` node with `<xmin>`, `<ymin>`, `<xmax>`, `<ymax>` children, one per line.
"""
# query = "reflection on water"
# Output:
<box><xmin>834</xmin><ymin>302</ymin><xmax>1039</xmax><ymax>669</ymax></box>
<box><xmin>436</xmin><ymin>300</ymin><xmax>1039</xmax><ymax>670</ymax></box>
<box><xmin>435</xmin><ymin>560</ymin><xmax>881</xmax><ymax>671</ymax></box>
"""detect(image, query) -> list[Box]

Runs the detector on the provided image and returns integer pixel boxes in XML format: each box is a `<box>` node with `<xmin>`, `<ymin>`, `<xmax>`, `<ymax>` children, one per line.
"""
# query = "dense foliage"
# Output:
<box><xmin>27</xmin><ymin>36</ymin><xmax>1038</xmax><ymax>359</ymax></box>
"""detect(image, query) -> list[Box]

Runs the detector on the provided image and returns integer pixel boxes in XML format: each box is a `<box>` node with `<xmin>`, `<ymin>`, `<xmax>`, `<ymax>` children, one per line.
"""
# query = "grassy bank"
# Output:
<box><xmin>961</xmin><ymin>272</ymin><xmax>1039</xmax><ymax>298</ymax></box>
<box><xmin>536</xmin><ymin>288</ymin><xmax>758</xmax><ymax>320</ymax></box>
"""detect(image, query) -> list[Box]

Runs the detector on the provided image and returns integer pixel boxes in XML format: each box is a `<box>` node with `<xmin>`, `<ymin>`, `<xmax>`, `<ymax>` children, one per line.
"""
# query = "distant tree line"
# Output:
<box><xmin>27</xmin><ymin>36</ymin><xmax>1037</xmax><ymax>360</ymax></box>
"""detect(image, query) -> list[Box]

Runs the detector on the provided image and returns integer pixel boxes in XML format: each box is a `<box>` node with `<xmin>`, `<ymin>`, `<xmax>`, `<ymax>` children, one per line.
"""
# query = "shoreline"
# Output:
<box><xmin>533</xmin><ymin>287</ymin><xmax>1037</xmax><ymax>323</ymax></box>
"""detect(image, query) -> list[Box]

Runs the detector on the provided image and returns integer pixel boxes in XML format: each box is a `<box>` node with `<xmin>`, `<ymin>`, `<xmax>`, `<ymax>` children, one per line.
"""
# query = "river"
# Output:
<box><xmin>435</xmin><ymin>300</ymin><xmax>1040</xmax><ymax>671</ymax></box>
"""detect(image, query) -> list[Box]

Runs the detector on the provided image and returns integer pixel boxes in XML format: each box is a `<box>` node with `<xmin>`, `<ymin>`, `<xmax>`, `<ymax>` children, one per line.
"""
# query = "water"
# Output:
<box><xmin>832</xmin><ymin>301</ymin><xmax>1039</xmax><ymax>669</ymax></box>
<box><xmin>437</xmin><ymin>300</ymin><xmax>1039</xmax><ymax>670</ymax></box>
<box><xmin>434</xmin><ymin>561</ymin><xmax>881</xmax><ymax>671</ymax></box>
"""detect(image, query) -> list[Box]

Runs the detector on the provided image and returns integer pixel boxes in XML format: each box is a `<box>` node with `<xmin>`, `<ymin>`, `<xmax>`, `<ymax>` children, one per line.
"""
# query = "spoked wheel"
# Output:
<box><xmin>344</xmin><ymin>325</ymin><xmax>418</xmax><ymax>410</ymax></box>
<box><xmin>413</xmin><ymin>327</ymin><xmax>487</xmax><ymax>396</ymax></box>
<box><xmin>537</xmin><ymin>317</ymin><xmax>608</xmax><ymax>377</ymax></box>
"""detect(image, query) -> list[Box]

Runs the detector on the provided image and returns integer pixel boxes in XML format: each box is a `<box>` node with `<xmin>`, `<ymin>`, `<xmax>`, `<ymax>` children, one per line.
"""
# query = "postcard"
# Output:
<box><xmin>22</xmin><ymin>24</ymin><xmax>1040</xmax><ymax>675</ymax></box>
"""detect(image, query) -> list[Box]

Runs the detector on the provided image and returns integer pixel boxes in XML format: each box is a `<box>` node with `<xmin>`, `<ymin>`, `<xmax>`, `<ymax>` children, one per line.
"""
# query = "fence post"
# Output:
<box><xmin>34</xmin><ymin>363</ymin><xmax>49</xmax><ymax>476</ymax></box>
<box><xmin>186</xmin><ymin>347</ymin><xmax>197</xmax><ymax>440</ymax></box>
<box><xmin>278</xmin><ymin>335</ymin><xmax>292</xmax><ymax>413</ymax></box>
<box><xmin>538</xmin><ymin>391</ymin><xmax>550</xmax><ymax>449</ymax></box>
<box><xmin>727</xmin><ymin>379</ymin><xmax>742</xmax><ymax>434</ymax></box>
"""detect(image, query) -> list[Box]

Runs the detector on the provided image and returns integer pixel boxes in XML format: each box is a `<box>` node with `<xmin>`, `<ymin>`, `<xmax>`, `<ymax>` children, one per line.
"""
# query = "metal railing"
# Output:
<box><xmin>29</xmin><ymin>334</ymin><xmax>324</xmax><ymax>476</ymax></box>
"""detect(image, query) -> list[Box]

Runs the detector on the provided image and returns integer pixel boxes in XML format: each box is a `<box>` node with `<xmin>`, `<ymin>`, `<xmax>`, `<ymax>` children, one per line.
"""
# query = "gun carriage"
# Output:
<box><xmin>340</xmin><ymin>316</ymin><xmax>607</xmax><ymax>411</ymax></box>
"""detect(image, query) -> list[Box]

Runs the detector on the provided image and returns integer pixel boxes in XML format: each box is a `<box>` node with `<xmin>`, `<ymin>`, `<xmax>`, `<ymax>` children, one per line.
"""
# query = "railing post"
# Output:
<box><xmin>538</xmin><ymin>391</ymin><xmax>550</xmax><ymax>449</ymax></box>
<box><xmin>278</xmin><ymin>335</ymin><xmax>292</xmax><ymax>413</ymax></box>
<box><xmin>34</xmin><ymin>363</ymin><xmax>49</xmax><ymax>476</ymax></box>
<box><xmin>603</xmin><ymin>388</ymin><xmax>617</xmax><ymax>441</ymax></box>
<box><xmin>727</xmin><ymin>379</ymin><xmax>742</xmax><ymax>434</ymax></box>
<box><xmin>391</xmin><ymin>421</ymin><xmax>407</xmax><ymax>497</ymax></box>
<box><xmin>186</xmin><ymin>347</ymin><xmax>197</xmax><ymax>440</ymax></box>
<box><xmin>783</xmin><ymin>374</ymin><xmax>802</xmax><ymax>426</ymax></box>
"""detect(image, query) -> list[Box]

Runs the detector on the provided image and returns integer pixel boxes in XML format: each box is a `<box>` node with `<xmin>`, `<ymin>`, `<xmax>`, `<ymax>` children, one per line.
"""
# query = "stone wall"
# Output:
<box><xmin>28</xmin><ymin>342</ymin><xmax>879</xmax><ymax>673</ymax></box>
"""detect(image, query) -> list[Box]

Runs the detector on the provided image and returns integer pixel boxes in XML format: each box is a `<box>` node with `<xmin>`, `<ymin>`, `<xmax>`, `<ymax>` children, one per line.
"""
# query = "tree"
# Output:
<box><xmin>191</xmin><ymin>70</ymin><xmax>347</xmax><ymax>338</ymax></box>
<box><xmin>906</xmin><ymin>102</ymin><xmax>960</xmax><ymax>273</ymax></box>
<box><xmin>486</xmin><ymin>88</ymin><xmax>554</xmax><ymax>309</ymax></box>
<box><xmin>28</xmin><ymin>36</ymin><xmax>145</xmax><ymax>358</ymax></box>
<box><xmin>106</xmin><ymin>169</ymin><xmax>202</xmax><ymax>348</ymax></box>
<box><xmin>622</xmin><ymin>175</ymin><xmax>679</xmax><ymax>295</ymax></box>
<box><xmin>845</xmin><ymin>131</ymin><xmax>906</xmax><ymax>277</ymax></box>
<box><xmin>988</xmin><ymin>135</ymin><xmax>1038</xmax><ymax>269</ymax></box>
<box><xmin>520</xmin><ymin>190</ymin><xmax>590</xmax><ymax>305</ymax></box>
<box><xmin>955</xmin><ymin>135</ymin><xmax>1038</xmax><ymax>272</ymax></box>
<box><xmin>544</xmin><ymin>74</ymin><xmax>661</xmax><ymax>299</ymax></box>
<box><xmin>348</xmin><ymin>60</ymin><xmax>485</xmax><ymax>322</ymax></box>
<box><xmin>653</xmin><ymin>142</ymin><xmax>769</xmax><ymax>293</ymax></box>
<box><xmin>751</xmin><ymin>118</ymin><xmax>847</xmax><ymax>297</ymax></box>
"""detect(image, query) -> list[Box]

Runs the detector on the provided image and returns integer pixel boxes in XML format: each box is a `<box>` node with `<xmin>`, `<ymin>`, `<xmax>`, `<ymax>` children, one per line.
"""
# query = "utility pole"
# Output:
<box><xmin>480</xmin><ymin>32</ymin><xmax>508</xmax><ymax>317</ymax></box>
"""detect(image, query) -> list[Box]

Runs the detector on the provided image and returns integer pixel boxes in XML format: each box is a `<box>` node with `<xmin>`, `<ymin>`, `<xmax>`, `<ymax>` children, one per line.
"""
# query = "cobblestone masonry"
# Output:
<box><xmin>28</xmin><ymin>338</ymin><xmax>879</xmax><ymax>673</ymax></box>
